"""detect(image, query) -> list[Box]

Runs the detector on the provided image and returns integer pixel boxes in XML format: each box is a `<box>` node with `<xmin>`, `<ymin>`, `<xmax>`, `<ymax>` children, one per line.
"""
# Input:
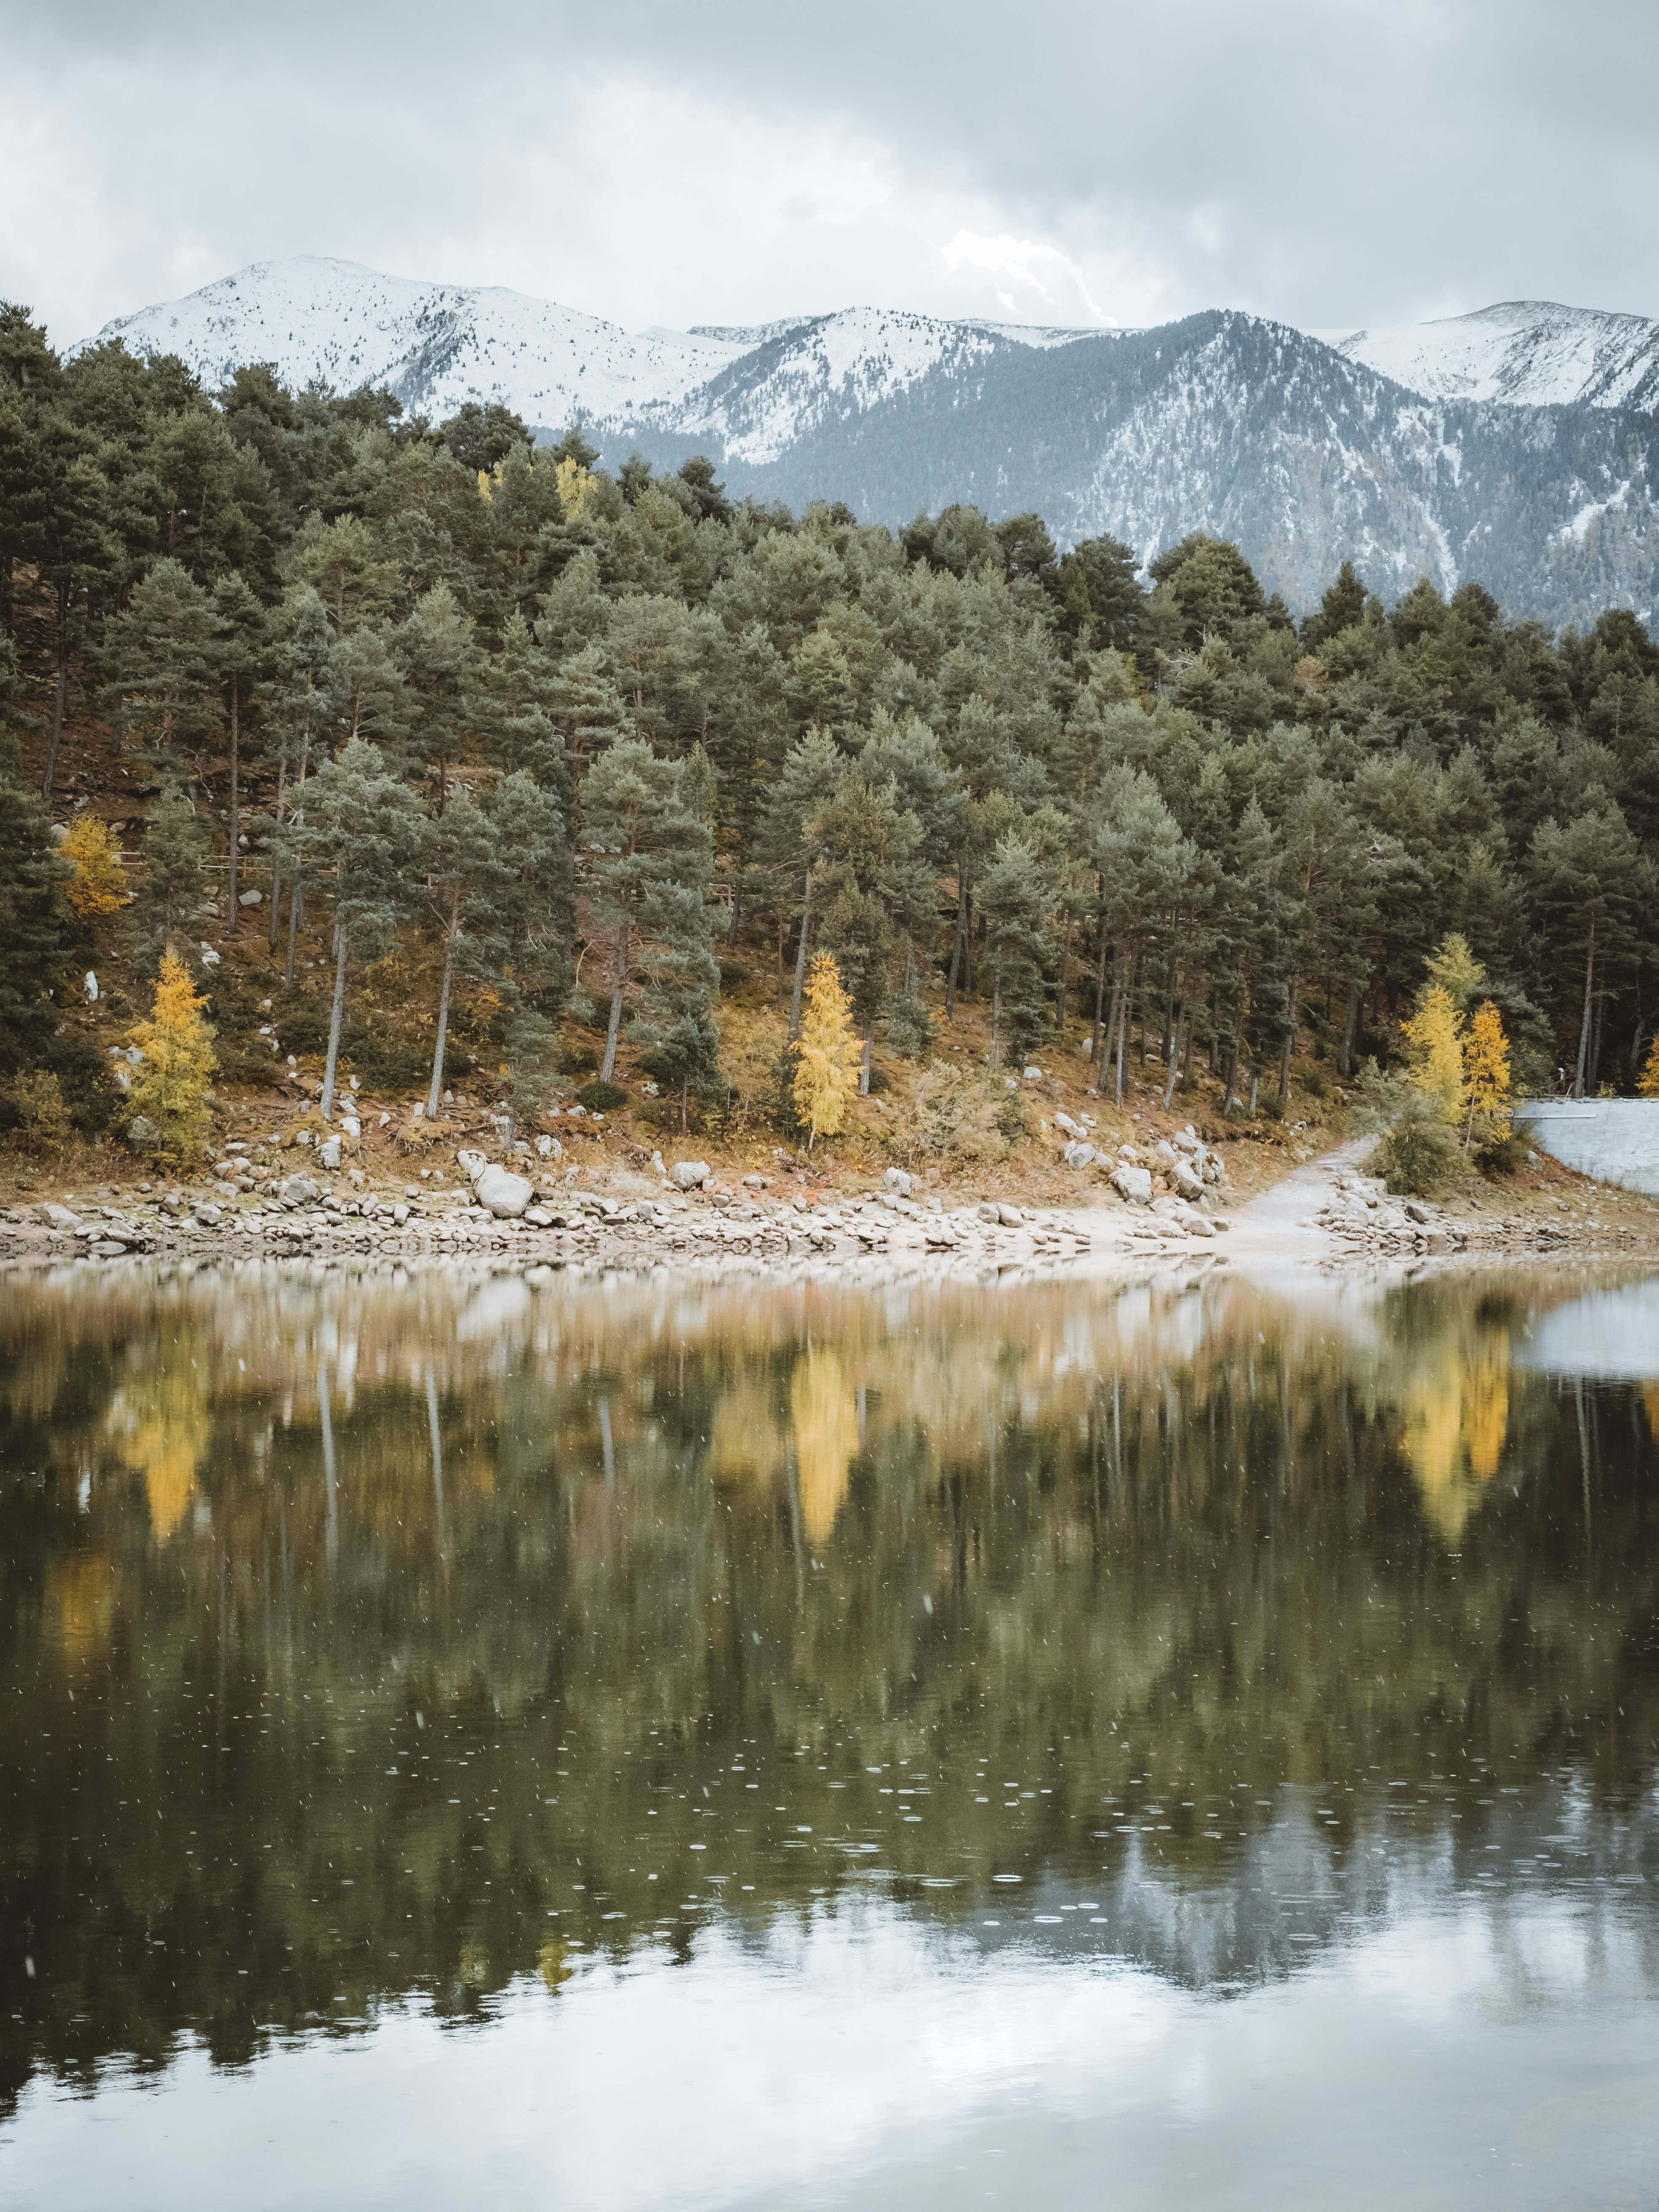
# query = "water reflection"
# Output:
<box><xmin>2</xmin><ymin>1259</ymin><xmax>1658</xmax><ymax>2204</ymax></box>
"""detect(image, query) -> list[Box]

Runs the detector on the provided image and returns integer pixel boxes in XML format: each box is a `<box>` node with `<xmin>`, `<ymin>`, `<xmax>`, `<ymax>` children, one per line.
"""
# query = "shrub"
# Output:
<box><xmin>575</xmin><ymin>1078</ymin><xmax>627</xmax><ymax>1112</ymax></box>
<box><xmin>9</xmin><ymin>1069</ymin><xmax>72</xmax><ymax>1153</ymax></box>
<box><xmin>1302</xmin><ymin>1066</ymin><xmax>1328</xmax><ymax>1101</ymax></box>
<box><xmin>1475</xmin><ymin>1129</ymin><xmax>1529</xmax><ymax>1178</ymax></box>
<box><xmin>1354</xmin><ymin>1065</ymin><xmax>1460</xmax><ymax>1194</ymax></box>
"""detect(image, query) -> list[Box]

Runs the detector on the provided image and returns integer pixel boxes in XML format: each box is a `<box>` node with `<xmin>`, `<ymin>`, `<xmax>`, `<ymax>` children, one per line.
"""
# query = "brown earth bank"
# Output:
<box><xmin>3</xmin><ymin>1110</ymin><xmax>1656</xmax><ymax>1282</ymax></box>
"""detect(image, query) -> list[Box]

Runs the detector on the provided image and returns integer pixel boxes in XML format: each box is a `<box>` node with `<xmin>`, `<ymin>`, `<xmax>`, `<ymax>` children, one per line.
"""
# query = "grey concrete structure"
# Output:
<box><xmin>1516</xmin><ymin>1099</ymin><xmax>1659</xmax><ymax>1195</ymax></box>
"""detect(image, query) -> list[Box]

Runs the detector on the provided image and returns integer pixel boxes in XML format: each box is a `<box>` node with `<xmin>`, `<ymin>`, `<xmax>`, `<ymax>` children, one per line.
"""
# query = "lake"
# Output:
<box><xmin>2</xmin><ymin>1257</ymin><xmax>1657</xmax><ymax>2209</ymax></box>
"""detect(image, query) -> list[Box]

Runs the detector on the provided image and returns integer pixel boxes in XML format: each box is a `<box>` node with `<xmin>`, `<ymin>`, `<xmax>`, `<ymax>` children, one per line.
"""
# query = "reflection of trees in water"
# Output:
<box><xmin>0</xmin><ymin>1262</ymin><xmax>1657</xmax><ymax>2113</ymax></box>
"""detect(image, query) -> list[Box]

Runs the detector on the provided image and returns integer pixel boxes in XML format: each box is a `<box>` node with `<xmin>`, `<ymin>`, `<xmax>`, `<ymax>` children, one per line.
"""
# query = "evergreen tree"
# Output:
<box><xmin>580</xmin><ymin>738</ymin><xmax>715</xmax><ymax>1086</ymax></box>
<box><xmin>103</xmin><ymin>558</ymin><xmax>220</xmax><ymax>775</ymax></box>
<box><xmin>419</xmin><ymin>791</ymin><xmax>512</xmax><ymax>1116</ymax></box>
<box><xmin>0</xmin><ymin>645</ymin><xmax>70</xmax><ymax>1075</ymax></box>
<box><xmin>210</xmin><ymin>571</ymin><xmax>267</xmax><ymax>923</ymax></box>
<box><xmin>978</xmin><ymin>836</ymin><xmax>1050</xmax><ymax>1071</ymax></box>
<box><xmin>133</xmin><ymin>780</ymin><xmax>209</xmax><ymax>973</ymax></box>
<box><xmin>294</xmin><ymin>738</ymin><xmax>426</xmax><ymax>1118</ymax></box>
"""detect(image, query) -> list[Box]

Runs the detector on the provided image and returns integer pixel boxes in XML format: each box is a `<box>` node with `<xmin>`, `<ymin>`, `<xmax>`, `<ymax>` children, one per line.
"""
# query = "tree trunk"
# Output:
<box><xmin>1573</xmin><ymin>926</ymin><xmax>1595</xmax><ymax>1098</ymax></box>
<box><xmin>226</xmin><ymin>685</ymin><xmax>240</xmax><ymax>929</ymax></box>
<box><xmin>787</xmin><ymin>883</ymin><xmax>812</xmax><ymax>1042</ymax></box>
<box><xmin>990</xmin><ymin>984</ymin><xmax>1002</xmax><ymax>1071</ymax></box>
<box><xmin>1338</xmin><ymin>982</ymin><xmax>1361</xmax><ymax>1078</ymax></box>
<box><xmin>963</xmin><ymin>886</ymin><xmax>975</xmax><ymax>998</ymax></box>
<box><xmin>284</xmin><ymin>882</ymin><xmax>303</xmax><ymax>989</ymax></box>
<box><xmin>1088</xmin><ymin>917</ymin><xmax>1110</xmax><ymax>1062</ymax></box>
<box><xmin>427</xmin><ymin>893</ymin><xmax>462</xmax><ymax>1114</ymax></box>
<box><xmin>601</xmin><ymin>916</ymin><xmax>629</xmax><ymax>1083</ymax></box>
<box><xmin>1221</xmin><ymin>1020</ymin><xmax>1241</xmax><ymax>1116</ymax></box>
<box><xmin>1278</xmin><ymin>980</ymin><xmax>1298</xmax><ymax>1103</ymax></box>
<box><xmin>41</xmin><ymin>584</ymin><xmax>69</xmax><ymax>800</ymax></box>
<box><xmin>1054</xmin><ymin>915</ymin><xmax>1074</xmax><ymax>1034</ymax></box>
<box><xmin>946</xmin><ymin>876</ymin><xmax>968</xmax><ymax>1018</ymax></box>
<box><xmin>1162</xmin><ymin>1000</ymin><xmax>1187</xmax><ymax>1109</ymax></box>
<box><xmin>1115</xmin><ymin>969</ymin><xmax>1128</xmax><ymax>1104</ymax></box>
<box><xmin>268</xmin><ymin>756</ymin><xmax>286</xmax><ymax>948</ymax></box>
<box><xmin>1249</xmin><ymin>1071</ymin><xmax>1259</xmax><ymax>1114</ymax></box>
<box><xmin>321</xmin><ymin>922</ymin><xmax>349</xmax><ymax>1119</ymax></box>
<box><xmin>1093</xmin><ymin>956</ymin><xmax>1119</xmax><ymax>1099</ymax></box>
<box><xmin>775</xmin><ymin>915</ymin><xmax>787</xmax><ymax>1001</ymax></box>
<box><xmin>859</xmin><ymin>1023</ymin><xmax>873</xmax><ymax>1097</ymax></box>
<box><xmin>1160</xmin><ymin>952</ymin><xmax>1176</xmax><ymax>1064</ymax></box>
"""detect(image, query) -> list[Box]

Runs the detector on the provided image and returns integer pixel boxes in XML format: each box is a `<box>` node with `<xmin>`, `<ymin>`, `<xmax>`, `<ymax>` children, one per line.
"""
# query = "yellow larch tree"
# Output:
<box><xmin>124</xmin><ymin>951</ymin><xmax>217</xmax><ymax>1165</ymax></box>
<box><xmin>1401</xmin><ymin>982</ymin><xmax>1466</xmax><ymax>1125</ymax></box>
<box><xmin>60</xmin><ymin>815</ymin><xmax>128</xmax><ymax>918</ymax></box>
<box><xmin>1638</xmin><ymin>1034</ymin><xmax>1659</xmax><ymax>1098</ymax></box>
<box><xmin>1461</xmin><ymin>999</ymin><xmax>1513</xmax><ymax>1149</ymax></box>
<box><xmin>792</xmin><ymin>952</ymin><xmax>860</xmax><ymax>1147</ymax></box>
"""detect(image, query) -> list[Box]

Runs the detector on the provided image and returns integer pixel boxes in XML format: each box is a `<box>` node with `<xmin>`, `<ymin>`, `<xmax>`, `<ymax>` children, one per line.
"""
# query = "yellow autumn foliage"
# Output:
<box><xmin>1638</xmin><ymin>1035</ymin><xmax>1659</xmax><ymax>1099</ymax></box>
<box><xmin>790</xmin><ymin>1348</ymin><xmax>859</xmax><ymax>1545</ymax></box>
<box><xmin>60</xmin><ymin>814</ymin><xmax>128</xmax><ymax>917</ymax></box>
<box><xmin>792</xmin><ymin>953</ymin><xmax>860</xmax><ymax>1146</ymax></box>
<box><xmin>1462</xmin><ymin>999</ymin><xmax>1513</xmax><ymax>1149</ymax></box>
<box><xmin>1401</xmin><ymin>982</ymin><xmax>1466</xmax><ymax>1125</ymax></box>
<box><xmin>125</xmin><ymin>952</ymin><xmax>217</xmax><ymax>1166</ymax></box>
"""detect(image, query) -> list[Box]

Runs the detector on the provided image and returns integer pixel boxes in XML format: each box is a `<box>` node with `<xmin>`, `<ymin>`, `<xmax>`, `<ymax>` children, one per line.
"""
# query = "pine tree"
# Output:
<box><xmin>134</xmin><ymin>781</ymin><xmax>209</xmax><ymax>972</ymax></box>
<box><xmin>419</xmin><ymin>791</ymin><xmax>512</xmax><ymax>1115</ymax></box>
<box><xmin>0</xmin><ymin>643</ymin><xmax>70</xmax><ymax>1074</ymax></box>
<box><xmin>978</xmin><ymin>836</ymin><xmax>1050</xmax><ymax>1071</ymax></box>
<box><xmin>210</xmin><ymin>572</ymin><xmax>267</xmax><ymax>923</ymax></box>
<box><xmin>294</xmin><ymin>738</ymin><xmax>426</xmax><ymax>1118</ymax></box>
<box><xmin>581</xmin><ymin>738</ymin><xmax>714</xmax><ymax>1085</ymax></box>
<box><xmin>125</xmin><ymin>952</ymin><xmax>217</xmax><ymax>1165</ymax></box>
<box><xmin>793</xmin><ymin>953</ymin><xmax>859</xmax><ymax>1145</ymax></box>
<box><xmin>60</xmin><ymin>815</ymin><xmax>128</xmax><ymax>918</ymax></box>
<box><xmin>103</xmin><ymin>558</ymin><xmax>220</xmax><ymax>774</ymax></box>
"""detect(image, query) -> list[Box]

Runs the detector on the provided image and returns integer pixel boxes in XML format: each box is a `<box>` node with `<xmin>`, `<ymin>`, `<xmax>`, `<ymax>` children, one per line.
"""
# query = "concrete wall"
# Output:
<box><xmin>1515</xmin><ymin>1099</ymin><xmax>1659</xmax><ymax>1195</ymax></box>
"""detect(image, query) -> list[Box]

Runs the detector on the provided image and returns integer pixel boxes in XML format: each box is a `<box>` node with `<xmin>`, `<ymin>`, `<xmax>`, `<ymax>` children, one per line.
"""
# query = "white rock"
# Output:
<box><xmin>475</xmin><ymin>1165</ymin><xmax>534</xmax><ymax>1217</ymax></box>
<box><xmin>1154</xmin><ymin>1139</ymin><xmax>1179</xmax><ymax>1164</ymax></box>
<box><xmin>318</xmin><ymin>1136</ymin><xmax>341</xmax><ymax>1170</ymax></box>
<box><xmin>673</xmin><ymin>1160</ymin><xmax>710</xmax><ymax>1189</ymax></box>
<box><xmin>1063</xmin><ymin>1140</ymin><xmax>1098</xmax><ymax>1168</ymax></box>
<box><xmin>535</xmin><ymin>1133</ymin><xmax>555</xmax><ymax>1157</ymax></box>
<box><xmin>1173</xmin><ymin>1159</ymin><xmax>1205</xmax><ymax>1201</ymax></box>
<box><xmin>199</xmin><ymin>943</ymin><xmax>220</xmax><ymax>966</ymax></box>
<box><xmin>883</xmin><ymin>1168</ymin><xmax>913</xmax><ymax>1196</ymax></box>
<box><xmin>524</xmin><ymin>1206</ymin><xmax>554</xmax><ymax>1227</ymax></box>
<box><xmin>996</xmin><ymin>1203</ymin><xmax>1024</xmax><ymax>1227</ymax></box>
<box><xmin>1023</xmin><ymin>1065</ymin><xmax>1042</xmax><ymax>1081</ymax></box>
<box><xmin>456</xmin><ymin>1149</ymin><xmax>489</xmax><ymax>1182</ymax></box>
<box><xmin>84</xmin><ymin>970</ymin><xmax>98</xmax><ymax>1002</ymax></box>
<box><xmin>1055</xmin><ymin>1112</ymin><xmax>1081</xmax><ymax>1136</ymax></box>
<box><xmin>1111</xmin><ymin>1165</ymin><xmax>1154</xmax><ymax>1205</ymax></box>
<box><xmin>238</xmin><ymin>889</ymin><xmax>262</xmax><ymax>907</ymax></box>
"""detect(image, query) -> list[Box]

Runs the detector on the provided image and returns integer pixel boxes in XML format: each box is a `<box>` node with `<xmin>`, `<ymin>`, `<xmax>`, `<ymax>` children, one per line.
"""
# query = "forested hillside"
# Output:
<box><xmin>3</xmin><ymin>299</ymin><xmax>1656</xmax><ymax>1178</ymax></box>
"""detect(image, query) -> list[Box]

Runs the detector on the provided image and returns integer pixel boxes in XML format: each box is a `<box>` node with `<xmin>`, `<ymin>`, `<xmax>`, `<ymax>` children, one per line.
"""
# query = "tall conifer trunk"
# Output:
<box><xmin>226</xmin><ymin>684</ymin><xmax>241</xmax><ymax>929</ymax></box>
<box><xmin>946</xmin><ymin>877</ymin><xmax>968</xmax><ymax>1017</ymax></box>
<box><xmin>787</xmin><ymin>884</ymin><xmax>812</xmax><ymax>1042</ymax></box>
<box><xmin>322</xmin><ymin>923</ymin><xmax>349</xmax><ymax>1120</ymax></box>
<box><xmin>41</xmin><ymin>583</ymin><xmax>69</xmax><ymax>800</ymax></box>
<box><xmin>601</xmin><ymin>918</ymin><xmax>629</xmax><ymax>1083</ymax></box>
<box><xmin>1574</xmin><ymin>926</ymin><xmax>1596</xmax><ymax>1097</ymax></box>
<box><xmin>427</xmin><ymin>890</ymin><xmax>462</xmax><ymax>1114</ymax></box>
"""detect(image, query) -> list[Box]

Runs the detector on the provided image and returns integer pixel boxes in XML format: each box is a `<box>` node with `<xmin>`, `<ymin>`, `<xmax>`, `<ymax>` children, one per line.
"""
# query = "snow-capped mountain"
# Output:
<box><xmin>1320</xmin><ymin>301</ymin><xmax>1659</xmax><ymax>411</ymax></box>
<box><xmin>90</xmin><ymin>256</ymin><xmax>752</xmax><ymax>424</ymax></box>
<box><xmin>83</xmin><ymin>260</ymin><xmax>1659</xmax><ymax>620</ymax></box>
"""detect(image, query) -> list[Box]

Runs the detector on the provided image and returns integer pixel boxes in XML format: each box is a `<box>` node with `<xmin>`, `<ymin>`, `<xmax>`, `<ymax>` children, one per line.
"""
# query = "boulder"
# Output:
<box><xmin>883</xmin><ymin>1167</ymin><xmax>913</xmax><ymax>1196</ymax></box>
<box><xmin>1062</xmin><ymin>1140</ymin><xmax>1098</xmax><ymax>1168</ymax></box>
<box><xmin>523</xmin><ymin>1205</ymin><xmax>555</xmax><ymax>1228</ymax></box>
<box><xmin>43</xmin><ymin>1203</ymin><xmax>80</xmax><ymax>1232</ymax></box>
<box><xmin>1403</xmin><ymin>1200</ymin><xmax>1431</xmax><ymax>1225</ymax></box>
<box><xmin>456</xmin><ymin>1149</ymin><xmax>489</xmax><ymax>1182</ymax></box>
<box><xmin>1022</xmin><ymin>1065</ymin><xmax>1042</xmax><ymax>1081</ymax></box>
<box><xmin>280</xmin><ymin>1173</ymin><xmax>319</xmax><ymax>1206</ymax></box>
<box><xmin>672</xmin><ymin>1160</ymin><xmax>710</xmax><ymax>1189</ymax></box>
<box><xmin>1183</xmin><ymin>1213</ymin><xmax>1216</xmax><ymax>1238</ymax></box>
<box><xmin>1110</xmin><ymin>1165</ymin><xmax>1154</xmax><ymax>1206</ymax></box>
<box><xmin>1172</xmin><ymin>1159</ymin><xmax>1206</xmax><ymax>1201</ymax></box>
<box><xmin>124</xmin><ymin>1115</ymin><xmax>162</xmax><ymax>1151</ymax></box>
<box><xmin>238</xmin><ymin>889</ymin><xmax>263</xmax><ymax>907</ymax></box>
<box><xmin>996</xmin><ymin>1203</ymin><xmax>1025</xmax><ymax>1228</ymax></box>
<box><xmin>199</xmin><ymin>943</ymin><xmax>221</xmax><ymax>967</ymax></box>
<box><xmin>475</xmin><ymin>1165</ymin><xmax>534</xmax><ymax>1218</ymax></box>
<box><xmin>1054</xmin><ymin>1112</ymin><xmax>1081</xmax><ymax>1137</ymax></box>
<box><xmin>1154</xmin><ymin>1138</ymin><xmax>1179</xmax><ymax>1165</ymax></box>
<box><xmin>317</xmin><ymin>1136</ymin><xmax>341</xmax><ymax>1170</ymax></box>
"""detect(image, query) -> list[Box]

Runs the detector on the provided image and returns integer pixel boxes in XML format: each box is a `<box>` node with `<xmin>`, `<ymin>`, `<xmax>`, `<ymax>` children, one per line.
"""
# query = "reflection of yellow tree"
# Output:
<box><xmin>791</xmin><ymin>1348</ymin><xmax>859</xmax><ymax>1545</ymax></box>
<box><xmin>1401</xmin><ymin>1336</ymin><xmax>1509</xmax><ymax>1541</ymax></box>
<box><xmin>1645</xmin><ymin>1384</ymin><xmax>1659</xmax><ymax>1438</ymax></box>
<box><xmin>49</xmin><ymin>1553</ymin><xmax>117</xmax><ymax>1661</ymax></box>
<box><xmin>107</xmin><ymin>1350</ymin><xmax>211</xmax><ymax>1540</ymax></box>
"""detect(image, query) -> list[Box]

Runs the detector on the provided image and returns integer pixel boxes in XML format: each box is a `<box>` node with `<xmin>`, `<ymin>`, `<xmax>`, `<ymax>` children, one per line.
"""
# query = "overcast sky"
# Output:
<box><xmin>4</xmin><ymin>0</ymin><xmax>1656</xmax><ymax>349</ymax></box>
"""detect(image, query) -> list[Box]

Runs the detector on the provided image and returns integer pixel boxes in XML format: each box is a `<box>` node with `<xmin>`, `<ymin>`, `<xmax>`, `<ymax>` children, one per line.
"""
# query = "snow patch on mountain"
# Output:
<box><xmin>1320</xmin><ymin>301</ymin><xmax>1659</xmax><ymax>412</ymax></box>
<box><xmin>88</xmin><ymin>256</ymin><xmax>752</xmax><ymax>426</ymax></box>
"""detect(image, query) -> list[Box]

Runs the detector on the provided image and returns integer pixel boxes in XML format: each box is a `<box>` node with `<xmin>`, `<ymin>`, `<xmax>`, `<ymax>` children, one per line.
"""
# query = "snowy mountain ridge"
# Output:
<box><xmin>1320</xmin><ymin>301</ymin><xmax>1659</xmax><ymax>412</ymax></box>
<box><xmin>82</xmin><ymin>261</ymin><xmax>1659</xmax><ymax>622</ymax></box>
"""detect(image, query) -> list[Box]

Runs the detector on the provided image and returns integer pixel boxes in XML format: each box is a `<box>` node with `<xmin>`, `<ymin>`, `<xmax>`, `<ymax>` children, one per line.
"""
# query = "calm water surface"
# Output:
<box><xmin>2</xmin><ymin>1257</ymin><xmax>1657</xmax><ymax>2210</ymax></box>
